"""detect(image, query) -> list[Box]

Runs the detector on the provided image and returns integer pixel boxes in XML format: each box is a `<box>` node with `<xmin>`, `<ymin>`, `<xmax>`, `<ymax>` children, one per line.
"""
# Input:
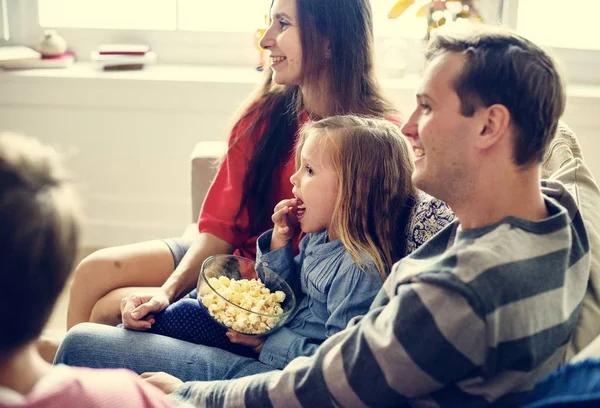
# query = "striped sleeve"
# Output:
<box><xmin>171</xmin><ymin>279</ymin><xmax>487</xmax><ymax>407</ymax></box>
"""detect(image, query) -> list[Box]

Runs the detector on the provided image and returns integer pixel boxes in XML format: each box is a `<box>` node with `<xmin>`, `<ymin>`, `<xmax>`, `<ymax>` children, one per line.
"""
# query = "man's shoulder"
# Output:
<box><xmin>448</xmin><ymin>217</ymin><xmax>584</xmax><ymax>312</ymax></box>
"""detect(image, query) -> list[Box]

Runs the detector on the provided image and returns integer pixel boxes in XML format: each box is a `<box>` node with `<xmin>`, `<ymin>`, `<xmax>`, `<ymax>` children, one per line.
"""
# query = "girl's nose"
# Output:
<box><xmin>290</xmin><ymin>170</ymin><xmax>299</xmax><ymax>187</ymax></box>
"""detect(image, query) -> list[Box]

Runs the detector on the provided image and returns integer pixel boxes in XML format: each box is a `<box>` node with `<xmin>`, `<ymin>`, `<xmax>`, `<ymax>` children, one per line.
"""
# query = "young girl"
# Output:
<box><xmin>141</xmin><ymin>115</ymin><xmax>416</xmax><ymax>368</ymax></box>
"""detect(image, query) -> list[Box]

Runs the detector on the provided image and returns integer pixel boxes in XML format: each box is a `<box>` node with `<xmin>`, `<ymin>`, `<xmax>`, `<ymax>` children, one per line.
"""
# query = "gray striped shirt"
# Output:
<box><xmin>171</xmin><ymin>180</ymin><xmax>590</xmax><ymax>407</ymax></box>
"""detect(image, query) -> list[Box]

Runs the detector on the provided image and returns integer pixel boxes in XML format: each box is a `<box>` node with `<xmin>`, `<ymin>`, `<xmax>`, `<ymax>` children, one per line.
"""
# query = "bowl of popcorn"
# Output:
<box><xmin>197</xmin><ymin>255</ymin><xmax>296</xmax><ymax>335</ymax></box>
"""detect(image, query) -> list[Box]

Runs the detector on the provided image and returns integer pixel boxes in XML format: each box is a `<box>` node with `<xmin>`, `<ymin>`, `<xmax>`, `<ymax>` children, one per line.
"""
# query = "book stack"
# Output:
<box><xmin>91</xmin><ymin>44</ymin><xmax>156</xmax><ymax>71</ymax></box>
<box><xmin>0</xmin><ymin>45</ymin><xmax>74</xmax><ymax>70</ymax></box>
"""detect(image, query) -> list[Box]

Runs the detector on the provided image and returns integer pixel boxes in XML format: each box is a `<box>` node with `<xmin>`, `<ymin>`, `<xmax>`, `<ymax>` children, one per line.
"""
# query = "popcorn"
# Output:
<box><xmin>201</xmin><ymin>277</ymin><xmax>286</xmax><ymax>334</ymax></box>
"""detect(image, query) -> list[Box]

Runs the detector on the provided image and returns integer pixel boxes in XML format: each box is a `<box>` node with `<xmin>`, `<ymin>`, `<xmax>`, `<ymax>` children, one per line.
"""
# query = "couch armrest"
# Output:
<box><xmin>572</xmin><ymin>334</ymin><xmax>600</xmax><ymax>363</ymax></box>
<box><xmin>190</xmin><ymin>141</ymin><xmax>227</xmax><ymax>222</ymax></box>
<box><xmin>560</xmin><ymin>158</ymin><xmax>600</xmax><ymax>360</ymax></box>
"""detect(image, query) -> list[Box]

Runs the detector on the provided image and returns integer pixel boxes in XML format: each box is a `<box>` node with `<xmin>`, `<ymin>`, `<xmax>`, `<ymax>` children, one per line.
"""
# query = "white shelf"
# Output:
<box><xmin>0</xmin><ymin>62</ymin><xmax>264</xmax><ymax>84</ymax></box>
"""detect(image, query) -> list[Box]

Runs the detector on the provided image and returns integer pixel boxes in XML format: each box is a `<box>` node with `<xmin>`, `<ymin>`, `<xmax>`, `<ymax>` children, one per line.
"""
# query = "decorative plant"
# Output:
<box><xmin>388</xmin><ymin>0</ymin><xmax>483</xmax><ymax>39</ymax></box>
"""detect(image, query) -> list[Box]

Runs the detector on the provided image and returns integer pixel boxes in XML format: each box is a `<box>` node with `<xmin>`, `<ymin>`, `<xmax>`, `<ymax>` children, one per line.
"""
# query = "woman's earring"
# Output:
<box><xmin>325</xmin><ymin>50</ymin><xmax>331</xmax><ymax>59</ymax></box>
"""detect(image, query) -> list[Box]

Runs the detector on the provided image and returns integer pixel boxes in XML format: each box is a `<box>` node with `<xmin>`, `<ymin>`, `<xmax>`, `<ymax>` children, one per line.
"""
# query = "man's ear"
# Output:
<box><xmin>476</xmin><ymin>104</ymin><xmax>510</xmax><ymax>150</ymax></box>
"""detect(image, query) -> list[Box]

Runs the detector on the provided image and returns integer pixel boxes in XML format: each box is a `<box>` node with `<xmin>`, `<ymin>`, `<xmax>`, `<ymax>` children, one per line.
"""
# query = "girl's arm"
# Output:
<box><xmin>257</xmin><ymin>260</ymin><xmax>382</xmax><ymax>369</ymax></box>
<box><xmin>255</xmin><ymin>231</ymin><xmax>308</xmax><ymax>296</ymax></box>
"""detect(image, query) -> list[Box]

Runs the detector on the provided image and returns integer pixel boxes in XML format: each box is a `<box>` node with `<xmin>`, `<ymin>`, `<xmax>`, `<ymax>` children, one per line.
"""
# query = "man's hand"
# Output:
<box><xmin>140</xmin><ymin>372</ymin><xmax>183</xmax><ymax>394</ymax></box>
<box><xmin>226</xmin><ymin>330</ymin><xmax>266</xmax><ymax>353</ymax></box>
<box><xmin>121</xmin><ymin>291</ymin><xmax>170</xmax><ymax>330</ymax></box>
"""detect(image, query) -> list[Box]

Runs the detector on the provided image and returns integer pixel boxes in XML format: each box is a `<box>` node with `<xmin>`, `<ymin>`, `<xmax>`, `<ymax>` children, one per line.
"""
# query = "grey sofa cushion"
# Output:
<box><xmin>551</xmin><ymin>158</ymin><xmax>600</xmax><ymax>360</ymax></box>
<box><xmin>542</xmin><ymin>123</ymin><xmax>600</xmax><ymax>360</ymax></box>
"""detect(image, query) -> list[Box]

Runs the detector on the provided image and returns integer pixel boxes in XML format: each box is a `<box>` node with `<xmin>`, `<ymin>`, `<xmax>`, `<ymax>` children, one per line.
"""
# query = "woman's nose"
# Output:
<box><xmin>259</xmin><ymin>24</ymin><xmax>275</xmax><ymax>50</ymax></box>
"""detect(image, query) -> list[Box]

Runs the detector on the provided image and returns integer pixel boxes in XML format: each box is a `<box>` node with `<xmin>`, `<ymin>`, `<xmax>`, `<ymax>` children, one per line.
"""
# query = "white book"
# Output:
<box><xmin>0</xmin><ymin>46</ymin><xmax>41</xmax><ymax>63</ymax></box>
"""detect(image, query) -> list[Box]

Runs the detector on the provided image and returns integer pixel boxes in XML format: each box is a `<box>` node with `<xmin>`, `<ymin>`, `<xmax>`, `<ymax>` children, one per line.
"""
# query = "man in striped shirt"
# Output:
<box><xmin>164</xmin><ymin>25</ymin><xmax>591</xmax><ymax>407</ymax></box>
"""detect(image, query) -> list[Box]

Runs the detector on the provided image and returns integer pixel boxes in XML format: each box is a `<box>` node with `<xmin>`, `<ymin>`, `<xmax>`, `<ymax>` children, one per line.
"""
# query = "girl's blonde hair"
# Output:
<box><xmin>296</xmin><ymin>116</ymin><xmax>415</xmax><ymax>279</ymax></box>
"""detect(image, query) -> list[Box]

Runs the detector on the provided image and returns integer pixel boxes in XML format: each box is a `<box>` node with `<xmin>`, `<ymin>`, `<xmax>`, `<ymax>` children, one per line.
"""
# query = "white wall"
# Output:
<box><xmin>0</xmin><ymin>65</ymin><xmax>599</xmax><ymax>247</ymax></box>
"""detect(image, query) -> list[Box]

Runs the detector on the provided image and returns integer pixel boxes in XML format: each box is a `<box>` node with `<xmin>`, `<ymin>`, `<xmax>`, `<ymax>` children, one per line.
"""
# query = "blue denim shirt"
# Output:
<box><xmin>255</xmin><ymin>230</ymin><xmax>383</xmax><ymax>369</ymax></box>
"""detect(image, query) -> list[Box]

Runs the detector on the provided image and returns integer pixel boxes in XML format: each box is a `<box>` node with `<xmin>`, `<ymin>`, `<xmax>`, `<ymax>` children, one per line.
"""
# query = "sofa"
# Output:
<box><xmin>189</xmin><ymin>122</ymin><xmax>600</xmax><ymax>362</ymax></box>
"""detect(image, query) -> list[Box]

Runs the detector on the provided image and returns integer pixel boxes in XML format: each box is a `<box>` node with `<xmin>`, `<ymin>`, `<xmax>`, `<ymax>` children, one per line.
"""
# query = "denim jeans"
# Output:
<box><xmin>522</xmin><ymin>358</ymin><xmax>600</xmax><ymax>407</ymax></box>
<box><xmin>54</xmin><ymin>323</ymin><xmax>276</xmax><ymax>382</ymax></box>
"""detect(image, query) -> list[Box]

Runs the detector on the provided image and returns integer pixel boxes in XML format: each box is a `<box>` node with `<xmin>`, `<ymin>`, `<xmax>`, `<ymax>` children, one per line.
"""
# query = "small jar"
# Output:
<box><xmin>37</xmin><ymin>30</ymin><xmax>68</xmax><ymax>56</ymax></box>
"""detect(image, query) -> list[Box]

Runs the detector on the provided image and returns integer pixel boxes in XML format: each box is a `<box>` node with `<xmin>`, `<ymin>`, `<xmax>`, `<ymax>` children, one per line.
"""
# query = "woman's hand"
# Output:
<box><xmin>226</xmin><ymin>330</ymin><xmax>266</xmax><ymax>354</ymax></box>
<box><xmin>270</xmin><ymin>198</ymin><xmax>299</xmax><ymax>250</ymax></box>
<box><xmin>140</xmin><ymin>372</ymin><xmax>183</xmax><ymax>394</ymax></box>
<box><xmin>121</xmin><ymin>290</ymin><xmax>170</xmax><ymax>330</ymax></box>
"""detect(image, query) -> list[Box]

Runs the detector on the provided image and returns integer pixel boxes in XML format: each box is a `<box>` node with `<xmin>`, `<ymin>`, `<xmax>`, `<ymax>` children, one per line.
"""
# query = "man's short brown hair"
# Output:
<box><xmin>426</xmin><ymin>25</ymin><xmax>566</xmax><ymax>165</ymax></box>
<box><xmin>0</xmin><ymin>133</ymin><xmax>80</xmax><ymax>351</ymax></box>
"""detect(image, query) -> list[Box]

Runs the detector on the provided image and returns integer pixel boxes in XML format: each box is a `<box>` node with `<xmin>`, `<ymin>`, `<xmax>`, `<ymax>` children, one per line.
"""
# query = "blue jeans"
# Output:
<box><xmin>54</xmin><ymin>323</ymin><xmax>276</xmax><ymax>382</ymax></box>
<box><xmin>522</xmin><ymin>358</ymin><xmax>600</xmax><ymax>407</ymax></box>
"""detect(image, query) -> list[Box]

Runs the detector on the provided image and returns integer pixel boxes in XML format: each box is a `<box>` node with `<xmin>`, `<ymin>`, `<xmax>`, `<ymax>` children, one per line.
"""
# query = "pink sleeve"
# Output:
<box><xmin>62</xmin><ymin>368</ymin><xmax>177</xmax><ymax>407</ymax></box>
<box><xmin>127</xmin><ymin>374</ymin><xmax>177</xmax><ymax>408</ymax></box>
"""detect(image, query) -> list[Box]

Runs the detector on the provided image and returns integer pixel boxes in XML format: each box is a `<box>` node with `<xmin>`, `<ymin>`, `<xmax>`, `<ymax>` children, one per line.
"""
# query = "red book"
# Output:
<box><xmin>97</xmin><ymin>44</ymin><xmax>150</xmax><ymax>56</ymax></box>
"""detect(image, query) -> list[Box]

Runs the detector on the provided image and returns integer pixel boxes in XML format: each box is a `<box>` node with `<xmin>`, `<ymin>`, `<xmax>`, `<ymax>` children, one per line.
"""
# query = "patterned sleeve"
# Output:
<box><xmin>404</xmin><ymin>192</ymin><xmax>455</xmax><ymax>255</ymax></box>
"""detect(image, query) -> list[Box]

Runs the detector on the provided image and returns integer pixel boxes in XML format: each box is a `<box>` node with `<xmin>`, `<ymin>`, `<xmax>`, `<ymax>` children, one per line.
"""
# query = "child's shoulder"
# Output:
<box><xmin>337</xmin><ymin>251</ymin><xmax>383</xmax><ymax>283</ymax></box>
<box><xmin>25</xmin><ymin>365</ymin><xmax>174</xmax><ymax>408</ymax></box>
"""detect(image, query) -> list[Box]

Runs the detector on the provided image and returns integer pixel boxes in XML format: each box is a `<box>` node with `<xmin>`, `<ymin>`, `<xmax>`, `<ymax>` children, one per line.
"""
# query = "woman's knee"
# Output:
<box><xmin>89</xmin><ymin>290</ymin><xmax>124</xmax><ymax>325</ymax></box>
<box><xmin>70</xmin><ymin>248</ymin><xmax>124</xmax><ymax>294</ymax></box>
<box><xmin>70</xmin><ymin>241</ymin><xmax>174</xmax><ymax>295</ymax></box>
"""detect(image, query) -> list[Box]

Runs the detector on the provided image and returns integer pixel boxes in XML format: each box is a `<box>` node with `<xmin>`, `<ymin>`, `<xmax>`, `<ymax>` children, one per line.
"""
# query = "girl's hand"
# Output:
<box><xmin>140</xmin><ymin>371</ymin><xmax>183</xmax><ymax>394</ymax></box>
<box><xmin>270</xmin><ymin>198</ymin><xmax>299</xmax><ymax>250</ymax></box>
<box><xmin>226</xmin><ymin>330</ymin><xmax>266</xmax><ymax>354</ymax></box>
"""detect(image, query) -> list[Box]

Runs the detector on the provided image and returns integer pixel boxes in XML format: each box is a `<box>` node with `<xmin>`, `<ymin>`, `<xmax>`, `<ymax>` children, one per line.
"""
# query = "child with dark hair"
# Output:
<box><xmin>0</xmin><ymin>133</ymin><xmax>177</xmax><ymax>408</ymax></box>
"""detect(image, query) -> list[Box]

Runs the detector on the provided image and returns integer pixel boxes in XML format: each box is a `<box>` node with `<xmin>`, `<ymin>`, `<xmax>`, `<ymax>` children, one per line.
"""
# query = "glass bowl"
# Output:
<box><xmin>197</xmin><ymin>254</ymin><xmax>296</xmax><ymax>335</ymax></box>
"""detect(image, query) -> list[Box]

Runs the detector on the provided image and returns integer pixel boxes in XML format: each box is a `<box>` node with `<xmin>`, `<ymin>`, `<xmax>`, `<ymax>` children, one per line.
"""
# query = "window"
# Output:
<box><xmin>515</xmin><ymin>0</ymin><xmax>600</xmax><ymax>51</ymax></box>
<box><xmin>5</xmin><ymin>0</ymin><xmax>599</xmax><ymax>84</ymax></box>
<box><xmin>509</xmin><ymin>0</ymin><xmax>600</xmax><ymax>84</ymax></box>
<box><xmin>5</xmin><ymin>0</ymin><xmax>270</xmax><ymax>66</ymax></box>
<box><xmin>38</xmin><ymin>0</ymin><xmax>177</xmax><ymax>31</ymax></box>
<box><xmin>371</xmin><ymin>0</ymin><xmax>428</xmax><ymax>40</ymax></box>
<box><xmin>37</xmin><ymin>0</ymin><xmax>269</xmax><ymax>33</ymax></box>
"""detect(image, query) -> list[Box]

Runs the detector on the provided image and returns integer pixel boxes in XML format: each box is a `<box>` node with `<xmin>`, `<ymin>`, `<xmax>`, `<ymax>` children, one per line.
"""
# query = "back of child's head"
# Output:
<box><xmin>0</xmin><ymin>133</ymin><xmax>80</xmax><ymax>353</ymax></box>
<box><xmin>296</xmin><ymin>116</ymin><xmax>415</xmax><ymax>279</ymax></box>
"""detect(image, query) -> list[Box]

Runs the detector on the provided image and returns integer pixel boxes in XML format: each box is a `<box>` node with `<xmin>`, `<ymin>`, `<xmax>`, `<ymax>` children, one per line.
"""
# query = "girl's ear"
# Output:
<box><xmin>476</xmin><ymin>104</ymin><xmax>510</xmax><ymax>150</ymax></box>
